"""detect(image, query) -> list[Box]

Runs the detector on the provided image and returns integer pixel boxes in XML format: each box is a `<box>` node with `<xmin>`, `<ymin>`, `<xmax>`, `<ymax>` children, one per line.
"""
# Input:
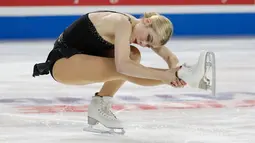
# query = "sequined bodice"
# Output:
<box><xmin>86</xmin><ymin>15</ymin><xmax>114</xmax><ymax>48</ymax></box>
<box><xmin>59</xmin><ymin>11</ymin><xmax>132</xmax><ymax>57</ymax></box>
<box><xmin>61</xmin><ymin>13</ymin><xmax>114</xmax><ymax>57</ymax></box>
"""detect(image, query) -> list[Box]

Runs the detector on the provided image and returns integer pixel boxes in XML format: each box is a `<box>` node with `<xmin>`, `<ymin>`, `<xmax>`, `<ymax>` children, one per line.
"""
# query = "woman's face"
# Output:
<box><xmin>131</xmin><ymin>18</ymin><xmax>161</xmax><ymax>49</ymax></box>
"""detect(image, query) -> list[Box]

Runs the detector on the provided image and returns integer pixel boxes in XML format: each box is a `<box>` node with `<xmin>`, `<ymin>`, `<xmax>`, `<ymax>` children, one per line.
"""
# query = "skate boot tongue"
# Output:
<box><xmin>101</xmin><ymin>96</ymin><xmax>116</xmax><ymax>119</ymax></box>
<box><xmin>101</xmin><ymin>96</ymin><xmax>113</xmax><ymax>102</ymax></box>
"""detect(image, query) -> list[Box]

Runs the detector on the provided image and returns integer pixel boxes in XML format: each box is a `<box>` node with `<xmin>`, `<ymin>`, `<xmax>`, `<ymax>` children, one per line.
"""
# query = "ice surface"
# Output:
<box><xmin>0</xmin><ymin>37</ymin><xmax>255</xmax><ymax>143</ymax></box>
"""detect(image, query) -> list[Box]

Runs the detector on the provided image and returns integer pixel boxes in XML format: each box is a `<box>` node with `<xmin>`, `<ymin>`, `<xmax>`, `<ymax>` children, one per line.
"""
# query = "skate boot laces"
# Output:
<box><xmin>99</xmin><ymin>97</ymin><xmax>117</xmax><ymax>120</ymax></box>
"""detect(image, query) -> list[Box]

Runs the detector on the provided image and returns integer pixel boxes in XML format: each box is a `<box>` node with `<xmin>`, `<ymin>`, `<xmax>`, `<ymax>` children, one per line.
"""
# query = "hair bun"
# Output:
<box><xmin>143</xmin><ymin>12</ymin><xmax>159</xmax><ymax>18</ymax></box>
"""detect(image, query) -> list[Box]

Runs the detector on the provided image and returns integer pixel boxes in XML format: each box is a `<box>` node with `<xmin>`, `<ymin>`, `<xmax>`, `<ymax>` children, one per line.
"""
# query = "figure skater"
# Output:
<box><xmin>33</xmin><ymin>10</ymin><xmax>215</xmax><ymax>134</ymax></box>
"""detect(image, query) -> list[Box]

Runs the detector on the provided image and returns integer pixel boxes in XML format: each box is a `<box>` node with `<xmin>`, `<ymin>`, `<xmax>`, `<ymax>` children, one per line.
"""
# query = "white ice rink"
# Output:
<box><xmin>0</xmin><ymin>37</ymin><xmax>255</xmax><ymax>143</ymax></box>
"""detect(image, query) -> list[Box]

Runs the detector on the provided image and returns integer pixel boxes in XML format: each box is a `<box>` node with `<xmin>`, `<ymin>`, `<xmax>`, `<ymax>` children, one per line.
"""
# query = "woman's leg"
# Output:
<box><xmin>52</xmin><ymin>46</ymin><xmax>167</xmax><ymax>96</ymax></box>
<box><xmin>98</xmin><ymin>80</ymin><xmax>126</xmax><ymax>96</ymax></box>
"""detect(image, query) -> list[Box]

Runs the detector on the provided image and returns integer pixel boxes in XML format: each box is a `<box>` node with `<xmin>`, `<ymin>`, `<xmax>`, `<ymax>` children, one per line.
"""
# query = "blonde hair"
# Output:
<box><xmin>143</xmin><ymin>12</ymin><xmax>173</xmax><ymax>45</ymax></box>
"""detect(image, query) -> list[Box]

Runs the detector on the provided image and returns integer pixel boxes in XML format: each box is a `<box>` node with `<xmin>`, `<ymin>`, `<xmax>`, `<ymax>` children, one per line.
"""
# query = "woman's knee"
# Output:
<box><xmin>130</xmin><ymin>45</ymin><xmax>141</xmax><ymax>63</ymax></box>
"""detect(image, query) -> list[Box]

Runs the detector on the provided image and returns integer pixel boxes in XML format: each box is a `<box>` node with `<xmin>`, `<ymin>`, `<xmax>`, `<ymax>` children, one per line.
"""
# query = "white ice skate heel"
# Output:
<box><xmin>177</xmin><ymin>51</ymin><xmax>216</xmax><ymax>96</ymax></box>
<box><xmin>83</xmin><ymin>94</ymin><xmax>125</xmax><ymax>135</ymax></box>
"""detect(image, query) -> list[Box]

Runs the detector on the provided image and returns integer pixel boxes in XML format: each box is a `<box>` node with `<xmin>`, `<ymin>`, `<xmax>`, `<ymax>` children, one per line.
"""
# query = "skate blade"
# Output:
<box><xmin>83</xmin><ymin>125</ymin><xmax>125</xmax><ymax>135</ymax></box>
<box><xmin>199</xmin><ymin>51</ymin><xmax>216</xmax><ymax>96</ymax></box>
<box><xmin>85</xmin><ymin>117</ymin><xmax>125</xmax><ymax>135</ymax></box>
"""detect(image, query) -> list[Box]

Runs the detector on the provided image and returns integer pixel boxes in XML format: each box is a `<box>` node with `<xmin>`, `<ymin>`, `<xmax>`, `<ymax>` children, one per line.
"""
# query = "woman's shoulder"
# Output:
<box><xmin>89</xmin><ymin>11</ymin><xmax>137</xmax><ymax>24</ymax></box>
<box><xmin>106</xmin><ymin>12</ymin><xmax>134</xmax><ymax>29</ymax></box>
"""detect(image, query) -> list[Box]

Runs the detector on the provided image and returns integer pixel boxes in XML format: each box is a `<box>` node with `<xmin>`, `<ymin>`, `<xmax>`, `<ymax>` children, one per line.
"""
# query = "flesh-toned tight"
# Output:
<box><xmin>52</xmin><ymin>46</ymin><xmax>168</xmax><ymax>96</ymax></box>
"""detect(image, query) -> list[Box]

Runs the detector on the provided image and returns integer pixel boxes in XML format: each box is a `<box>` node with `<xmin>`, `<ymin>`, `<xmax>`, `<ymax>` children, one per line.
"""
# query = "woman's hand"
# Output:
<box><xmin>163</xmin><ymin>66</ymin><xmax>187</xmax><ymax>88</ymax></box>
<box><xmin>170</xmin><ymin>78</ymin><xmax>187</xmax><ymax>88</ymax></box>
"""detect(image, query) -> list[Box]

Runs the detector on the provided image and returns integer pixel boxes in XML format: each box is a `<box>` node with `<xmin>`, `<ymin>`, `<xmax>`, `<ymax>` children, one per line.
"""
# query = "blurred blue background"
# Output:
<box><xmin>0</xmin><ymin>2</ymin><xmax>255</xmax><ymax>40</ymax></box>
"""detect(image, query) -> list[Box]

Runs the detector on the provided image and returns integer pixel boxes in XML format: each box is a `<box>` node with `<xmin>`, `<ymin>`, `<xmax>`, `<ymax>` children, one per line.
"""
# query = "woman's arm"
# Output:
<box><xmin>151</xmin><ymin>46</ymin><xmax>187</xmax><ymax>87</ymax></box>
<box><xmin>151</xmin><ymin>46</ymin><xmax>179</xmax><ymax>68</ymax></box>
<box><xmin>113</xmin><ymin>17</ymin><xmax>175</xmax><ymax>82</ymax></box>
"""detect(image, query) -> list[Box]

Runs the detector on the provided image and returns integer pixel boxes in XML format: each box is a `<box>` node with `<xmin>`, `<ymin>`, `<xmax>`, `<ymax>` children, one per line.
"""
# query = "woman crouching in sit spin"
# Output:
<box><xmin>33</xmin><ymin>10</ymin><xmax>212</xmax><ymax>134</ymax></box>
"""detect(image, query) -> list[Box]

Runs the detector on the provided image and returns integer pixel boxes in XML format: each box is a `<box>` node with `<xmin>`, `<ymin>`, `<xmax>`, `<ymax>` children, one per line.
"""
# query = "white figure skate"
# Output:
<box><xmin>83</xmin><ymin>94</ymin><xmax>125</xmax><ymax>135</ymax></box>
<box><xmin>178</xmin><ymin>50</ymin><xmax>216</xmax><ymax>96</ymax></box>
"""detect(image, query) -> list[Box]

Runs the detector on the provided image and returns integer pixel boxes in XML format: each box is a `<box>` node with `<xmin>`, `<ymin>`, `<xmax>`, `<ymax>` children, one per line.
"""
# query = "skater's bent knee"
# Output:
<box><xmin>130</xmin><ymin>45</ymin><xmax>141</xmax><ymax>62</ymax></box>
